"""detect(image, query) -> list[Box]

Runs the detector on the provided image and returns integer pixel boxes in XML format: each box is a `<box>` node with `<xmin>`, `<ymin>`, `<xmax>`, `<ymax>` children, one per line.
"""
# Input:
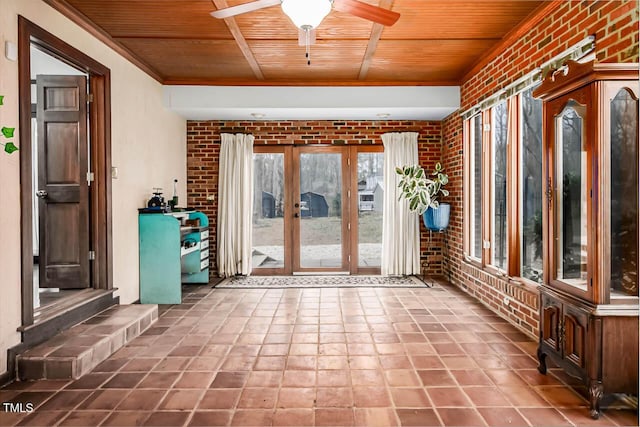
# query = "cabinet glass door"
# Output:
<box><xmin>551</xmin><ymin>98</ymin><xmax>590</xmax><ymax>293</ymax></box>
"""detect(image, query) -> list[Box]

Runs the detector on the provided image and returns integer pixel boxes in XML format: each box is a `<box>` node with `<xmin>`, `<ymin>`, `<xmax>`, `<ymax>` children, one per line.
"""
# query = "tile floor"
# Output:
<box><xmin>1</xmin><ymin>283</ymin><xmax>637</xmax><ymax>426</ymax></box>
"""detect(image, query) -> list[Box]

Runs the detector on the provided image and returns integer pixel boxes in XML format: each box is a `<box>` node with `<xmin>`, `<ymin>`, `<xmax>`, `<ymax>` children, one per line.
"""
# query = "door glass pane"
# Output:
<box><xmin>252</xmin><ymin>152</ymin><xmax>285</xmax><ymax>269</ymax></box>
<box><xmin>300</xmin><ymin>152</ymin><xmax>342</xmax><ymax>268</ymax></box>
<box><xmin>357</xmin><ymin>152</ymin><xmax>384</xmax><ymax>267</ymax></box>
<box><xmin>610</xmin><ymin>89</ymin><xmax>638</xmax><ymax>297</ymax></box>
<box><xmin>492</xmin><ymin>102</ymin><xmax>508</xmax><ymax>270</ymax></box>
<box><xmin>555</xmin><ymin>101</ymin><xmax>588</xmax><ymax>289</ymax></box>
<box><xmin>521</xmin><ymin>88</ymin><xmax>543</xmax><ymax>283</ymax></box>
<box><xmin>471</xmin><ymin>114</ymin><xmax>483</xmax><ymax>258</ymax></box>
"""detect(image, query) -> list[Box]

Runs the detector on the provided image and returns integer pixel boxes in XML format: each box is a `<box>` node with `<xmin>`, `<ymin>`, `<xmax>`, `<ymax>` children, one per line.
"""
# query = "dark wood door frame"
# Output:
<box><xmin>18</xmin><ymin>16</ymin><xmax>113</xmax><ymax>327</ymax></box>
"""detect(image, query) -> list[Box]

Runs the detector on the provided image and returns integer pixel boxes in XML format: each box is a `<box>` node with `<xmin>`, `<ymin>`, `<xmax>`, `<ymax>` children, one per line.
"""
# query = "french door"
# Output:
<box><xmin>252</xmin><ymin>145</ymin><xmax>383</xmax><ymax>275</ymax></box>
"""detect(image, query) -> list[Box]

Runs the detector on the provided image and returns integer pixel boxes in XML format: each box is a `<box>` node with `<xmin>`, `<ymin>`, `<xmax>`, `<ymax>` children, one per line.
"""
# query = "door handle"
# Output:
<box><xmin>295</xmin><ymin>203</ymin><xmax>300</xmax><ymax>208</ymax></box>
<box><xmin>36</xmin><ymin>190</ymin><xmax>48</xmax><ymax>199</ymax></box>
<box><xmin>294</xmin><ymin>213</ymin><xmax>300</xmax><ymax>218</ymax></box>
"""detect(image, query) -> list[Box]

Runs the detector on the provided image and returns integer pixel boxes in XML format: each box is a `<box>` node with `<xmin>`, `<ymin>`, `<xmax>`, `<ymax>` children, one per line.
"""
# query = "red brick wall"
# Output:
<box><xmin>462</xmin><ymin>0</ymin><xmax>639</xmax><ymax>110</ymax></box>
<box><xmin>443</xmin><ymin>0</ymin><xmax>639</xmax><ymax>337</ymax></box>
<box><xmin>186</xmin><ymin>120</ymin><xmax>443</xmax><ymax>276</ymax></box>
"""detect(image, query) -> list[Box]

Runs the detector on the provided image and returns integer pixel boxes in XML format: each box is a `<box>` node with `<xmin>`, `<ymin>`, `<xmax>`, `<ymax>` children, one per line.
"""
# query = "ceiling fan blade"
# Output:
<box><xmin>332</xmin><ymin>0</ymin><xmax>400</xmax><ymax>26</ymax></box>
<box><xmin>298</xmin><ymin>28</ymin><xmax>317</xmax><ymax>46</ymax></box>
<box><xmin>210</xmin><ymin>0</ymin><xmax>281</xmax><ymax>19</ymax></box>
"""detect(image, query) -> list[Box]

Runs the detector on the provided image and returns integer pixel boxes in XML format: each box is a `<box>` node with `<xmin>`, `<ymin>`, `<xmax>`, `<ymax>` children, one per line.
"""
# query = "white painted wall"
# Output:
<box><xmin>0</xmin><ymin>0</ymin><xmax>186</xmax><ymax>376</ymax></box>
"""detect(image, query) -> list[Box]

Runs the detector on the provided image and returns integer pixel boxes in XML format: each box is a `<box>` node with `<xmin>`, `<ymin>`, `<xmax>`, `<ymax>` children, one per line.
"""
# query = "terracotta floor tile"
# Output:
<box><xmin>418</xmin><ymin>369</ymin><xmax>456</xmax><ymax>387</ymax></box>
<box><xmin>395</xmin><ymin>408</ymin><xmax>442</xmax><ymax>426</ymax></box>
<box><xmin>7</xmin><ymin>391</ymin><xmax>55</xmax><ymax>411</ymax></box>
<box><xmin>427</xmin><ymin>387</ymin><xmax>473</xmax><ymax>407</ymax></box>
<box><xmin>286</xmin><ymin>355</ymin><xmax>317</xmax><ymax>370</ymax></box>
<box><xmin>16</xmin><ymin>410</ymin><xmax>66</xmax><ymax>427</ymax></box>
<box><xmin>499</xmin><ymin>385</ymin><xmax>551</xmax><ymax>407</ymax></box>
<box><xmin>272</xmin><ymin>409</ymin><xmax>315</xmax><ymax>426</ymax></box>
<box><xmin>440</xmin><ymin>356</ymin><xmax>478</xmax><ymax>369</ymax></box>
<box><xmin>174</xmin><ymin>371</ymin><xmax>214</xmax><ymax>388</ymax></box>
<box><xmin>519</xmin><ymin>407</ymin><xmax>574</xmax><ymax>426</ymax></box>
<box><xmin>101</xmin><ymin>411</ymin><xmax>151</xmax><ymax>426</ymax></box>
<box><xmin>230</xmin><ymin>409</ymin><xmax>273</xmax><ymax>426</ymax></box>
<box><xmin>379</xmin><ymin>355</ymin><xmax>413</xmax><ymax>369</ymax></box>
<box><xmin>246</xmin><ymin>370</ymin><xmax>282</xmax><ymax>387</ymax></box>
<box><xmin>153</xmin><ymin>357</ymin><xmax>191</xmax><ymax>371</ymax></box>
<box><xmin>76</xmin><ymin>389</ymin><xmax>128</xmax><ymax>410</ymax></box>
<box><xmin>210</xmin><ymin>372</ymin><xmax>248</xmax><ymax>388</ymax></box>
<box><xmin>318</xmin><ymin>355</ymin><xmax>349</xmax><ymax>370</ymax></box>
<box><xmin>121</xmin><ymin>357</ymin><xmax>162</xmax><ymax>372</ymax></box>
<box><xmin>385</xmin><ymin>370</ymin><xmax>422</xmax><ymax>387</ymax></box>
<box><xmin>101</xmin><ymin>372</ymin><xmax>146</xmax><ymax>389</ymax></box>
<box><xmin>277</xmin><ymin>387</ymin><xmax>316</xmax><ymax>408</ymax></box>
<box><xmin>143</xmin><ymin>411</ymin><xmax>190</xmax><ymax>427</ymax></box>
<box><xmin>536</xmin><ymin>386</ymin><xmax>588</xmax><ymax>407</ymax></box>
<box><xmin>315</xmin><ymin>408</ymin><xmax>355</xmax><ymax>426</ymax></box>
<box><xmin>64</xmin><ymin>373</ymin><xmax>112</xmax><ymax>390</ymax></box>
<box><xmin>477</xmin><ymin>407</ymin><xmax>529</xmax><ymax>427</ymax></box>
<box><xmin>353</xmin><ymin>387</ymin><xmax>392</xmax><ymax>407</ymax></box>
<box><xmin>198</xmin><ymin>389</ymin><xmax>242</xmax><ymax>409</ymax></box>
<box><xmin>158</xmin><ymin>389</ymin><xmax>204</xmax><ymax>410</ymax></box>
<box><xmin>254</xmin><ymin>356</ymin><xmax>286</xmax><ymax>371</ymax></box>
<box><xmin>316</xmin><ymin>387</ymin><xmax>353</xmax><ymax>407</ymax></box>
<box><xmin>436</xmin><ymin>408</ymin><xmax>487</xmax><ymax>426</ymax></box>
<box><xmin>317</xmin><ymin>370</ymin><xmax>351</xmax><ymax>387</ymax></box>
<box><xmin>354</xmin><ymin>408</ymin><xmax>400</xmax><ymax>427</ymax></box>
<box><xmin>485</xmin><ymin>369</ymin><xmax>529</xmax><ymax>387</ymax></box>
<box><xmin>351</xmin><ymin>369</ymin><xmax>385</xmax><ymax>386</ymax></box>
<box><xmin>349</xmin><ymin>355</ymin><xmax>380</xmax><ymax>369</ymax></box>
<box><xmin>462</xmin><ymin>386</ymin><xmax>512</xmax><ymax>407</ymax></box>
<box><xmin>600</xmin><ymin>408</ymin><xmax>639</xmax><ymax>427</ymax></box>
<box><xmin>390</xmin><ymin>388</ymin><xmax>431</xmax><ymax>408</ymax></box>
<box><xmin>116</xmin><ymin>389</ymin><xmax>166</xmax><ymax>410</ymax></box>
<box><xmin>37</xmin><ymin>390</ymin><xmax>91</xmax><ymax>411</ymax></box>
<box><xmin>58</xmin><ymin>411</ymin><xmax>109</xmax><ymax>427</ymax></box>
<box><xmin>220</xmin><ymin>356</ymin><xmax>256</xmax><ymax>371</ymax></box>
<box><xmin>282</xmin><ymin>370</ymin><xmax>316</xmax><ymax>387</ymax></box>
<box><xmin>450</xmin><ymin>369</ymin><xmax>493</xmax><ymax>386</ymax></box>
<box><xmin>189</xmin><ymin>410</ymin><xmax>233</xmax><ymax>427</ymax></box>
<box><xmin>237</xmin><ymin>387</ymin><xmax>278</xmax><ymax>409</ymax></box>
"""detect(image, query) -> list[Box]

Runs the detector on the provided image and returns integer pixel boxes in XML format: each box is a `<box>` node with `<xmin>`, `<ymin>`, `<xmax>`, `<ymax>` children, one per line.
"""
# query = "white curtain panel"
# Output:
<box><xmin>217</xmin><ymin>133</ymin><xmax>255</xmax><ymax>277</ymax></box>
<box><xmin>381</xmin><ymin>132</ymin><xmax>421</xmax><ymax>276</ymax></box>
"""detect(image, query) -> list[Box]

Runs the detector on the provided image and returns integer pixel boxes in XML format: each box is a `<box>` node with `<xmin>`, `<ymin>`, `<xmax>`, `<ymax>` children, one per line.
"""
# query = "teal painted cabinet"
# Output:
<box><xmin>139</xmin><ymin>211</ymin><xmax>210</xmax><ymax>304</ymax></box>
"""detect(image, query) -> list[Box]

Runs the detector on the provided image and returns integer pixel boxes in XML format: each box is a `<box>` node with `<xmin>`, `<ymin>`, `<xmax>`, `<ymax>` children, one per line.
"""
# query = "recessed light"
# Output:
<box><xmin>251</xmin><ymin>113</ymin><xmax>266</xmax><ymax>119</ymax></box>
<box><xmin>376</xmin><ymin>113</ymin><xmax>391</xmax><ymax>118</ymax></box>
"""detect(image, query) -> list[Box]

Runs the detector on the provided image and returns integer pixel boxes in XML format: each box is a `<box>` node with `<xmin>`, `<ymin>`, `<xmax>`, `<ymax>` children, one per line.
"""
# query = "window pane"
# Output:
<box><xmin>521</xmin><ymin>88</ymin><xmax>543</xmax><ymax>282</ymax></box>
<box><xmin>357</xmin><ymin>152</ymin><xmax>384</xmax><ymax>268</ymax></box>
<box><xmin>610</xmin><ymin>89</ymin><xmax>638</xmax><ymax>297</ymax></box>
<box><xmin>555</xmin><ymin>101</ymin><xmax>588</xmax><ymax>289</ymax></box>
<box><xmin>252</xmin><ymin>152</ymin><xmax>285</xmax><ymax>269</ymax></box>
<box><xmin>299</xmin><ymin>152</ymin><xmax>342</xmax><ymax>268</ymax></box>
<box><xmin>492</xmin><ymin>102</ymin><xmax>508</xmax><ymax>270</ymax></box>
<box><xmin>471</xmin><ymin>114</ymin><xmax>483</xmax><ymax>258</ymax></box>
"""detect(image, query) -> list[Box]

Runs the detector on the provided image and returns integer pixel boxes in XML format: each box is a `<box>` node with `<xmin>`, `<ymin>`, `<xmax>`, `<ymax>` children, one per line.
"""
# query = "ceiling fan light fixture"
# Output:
<box><xmin>281</xmin><ymin>0</ymin><xmax>332</xmax><ymax>29</ymax></box>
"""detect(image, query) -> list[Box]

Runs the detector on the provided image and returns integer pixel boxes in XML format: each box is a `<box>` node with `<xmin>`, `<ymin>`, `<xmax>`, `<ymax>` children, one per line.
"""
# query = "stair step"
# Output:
<box><xmin>16</xmin><ymin>304</ymin><xmax>158</xmax><ymax>381</ymax></box>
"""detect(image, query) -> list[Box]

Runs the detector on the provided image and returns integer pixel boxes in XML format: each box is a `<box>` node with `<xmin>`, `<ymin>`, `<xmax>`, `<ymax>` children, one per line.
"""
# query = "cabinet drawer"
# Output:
<box><xmin>201</xmin><ymin>229</ymin><xmax>209</xmax><ymax>239</ymax></box>
<box><xmin>201</xmin><ymin>249</ymin><xmax>209</xmax><ymax>260</ymax></box>
<box><xmin>200</xmin><ymin>259</ymin><xmax>209</xmax><ymax>270</ymax></box>
<box><xmin>200</xmin><ymin>239</ymin><xmax>209</xmax><ymax>250</ymax></box>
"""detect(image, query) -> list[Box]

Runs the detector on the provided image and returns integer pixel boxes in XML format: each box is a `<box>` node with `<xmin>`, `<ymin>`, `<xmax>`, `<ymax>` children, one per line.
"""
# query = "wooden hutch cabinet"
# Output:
<box><xmin>533</xmin><ymin>61</ymin><xmax>639</xmax><ymax>419</ymax></box>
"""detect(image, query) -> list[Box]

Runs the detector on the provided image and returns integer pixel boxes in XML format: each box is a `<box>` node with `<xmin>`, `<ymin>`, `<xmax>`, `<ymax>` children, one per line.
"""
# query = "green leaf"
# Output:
<box><xmin>0</xmin><ymin>95</ymin><xmax>4</xmax><ymax>105</ymax></box>
<box><xmin>3</xmin><ymin>142</ymin><xmax>19</xmax><ymax>154</ymax></box>
<box><xmin>2</xmin><ymin>127</ymin><xmax>15</xmax><ymax>138</ymax></box>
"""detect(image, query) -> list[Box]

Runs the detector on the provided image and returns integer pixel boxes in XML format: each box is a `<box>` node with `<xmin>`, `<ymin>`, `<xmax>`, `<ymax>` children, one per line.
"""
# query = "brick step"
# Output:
<box><xmin>16</xmin><ymin>304</ymin><xmax>158</xmax><ymax>381</ymax></box>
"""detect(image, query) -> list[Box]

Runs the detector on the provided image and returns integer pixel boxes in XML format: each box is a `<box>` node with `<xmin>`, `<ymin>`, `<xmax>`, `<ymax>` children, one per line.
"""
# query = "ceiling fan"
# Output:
<box><xmin>211</xmin><ymin>0</ymin><xmax>400</xmax><ymax>65</ymax></box>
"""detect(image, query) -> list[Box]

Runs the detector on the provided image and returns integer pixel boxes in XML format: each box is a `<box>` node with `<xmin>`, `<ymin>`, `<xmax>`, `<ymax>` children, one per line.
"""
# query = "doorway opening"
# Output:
<box><xmin>18</xmin><ymin>18</ymin><xmax>113</xmax><ymax>338</ymax></box>
<box><xmin>252</xmin><ymin>145</ymin><xmax>383</xmax><ymax>275</ymax></box>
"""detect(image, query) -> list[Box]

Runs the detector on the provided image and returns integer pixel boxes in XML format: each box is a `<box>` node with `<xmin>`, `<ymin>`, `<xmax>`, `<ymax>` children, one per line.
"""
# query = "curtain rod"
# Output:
<box><xmin>460</xmin><ymin>36</ymin><xmax>595</xmax><ymax>120</ymax></box>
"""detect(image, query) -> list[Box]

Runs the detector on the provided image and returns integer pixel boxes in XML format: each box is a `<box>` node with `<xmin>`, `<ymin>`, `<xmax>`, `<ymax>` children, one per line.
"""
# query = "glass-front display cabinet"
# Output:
<box><xmin>533</xmin><ymin>60</ymin><xmax>638</xmax><ymax>419</ymax></box>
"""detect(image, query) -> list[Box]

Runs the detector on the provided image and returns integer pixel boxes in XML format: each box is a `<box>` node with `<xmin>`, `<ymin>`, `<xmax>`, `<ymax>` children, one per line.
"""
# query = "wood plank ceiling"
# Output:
<box><xmin>49</xmin><ymin>0</ymin><xmax>544</xmax><ymax>85</ymax></box>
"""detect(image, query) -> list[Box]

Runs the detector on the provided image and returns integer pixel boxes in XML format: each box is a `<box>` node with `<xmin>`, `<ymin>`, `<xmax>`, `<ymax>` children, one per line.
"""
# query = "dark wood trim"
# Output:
<box><xmin>41</xmin><ymin>0</ymin><xmax>164</xmax><ymax>83</ymax></box>
<box><xmin>162</xmin><ymin>78</ymin><xmax>461</xmax><ymax>86</ymax></box>
<box><xmin>18</xmin><ymin>16</ymin><xmax>34</xmax><ymax>327</ymax></box>
<box><xmin>212</xmin><ymin>0</ymin><xmax>265</xmax><ymax>80</ymax></box>
<box><xmin>18</xmin><ymin>17</ymin><xmax>113</xmax><ymax>329</ymax></box>
<box><xmin>506</xmin><ymin>96</ymin><xmax>520</xmax><ymax>276</ymax></box>
<box><xmin>462</xmin><ymin>0</ymin><xmax>563</xmax><ymax>83</ymax></box>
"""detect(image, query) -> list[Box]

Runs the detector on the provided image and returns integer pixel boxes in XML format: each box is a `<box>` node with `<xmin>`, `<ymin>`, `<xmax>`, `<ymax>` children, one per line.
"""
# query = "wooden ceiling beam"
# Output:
<box><xmin>212</xmin><ymin>0</ymin><xmax>265</xmax><ymax>80</ymax></box>
<box><xmin>358</xmin><ymin>0</ymin><xmax>395</xmax><ymax>80</ymax></box>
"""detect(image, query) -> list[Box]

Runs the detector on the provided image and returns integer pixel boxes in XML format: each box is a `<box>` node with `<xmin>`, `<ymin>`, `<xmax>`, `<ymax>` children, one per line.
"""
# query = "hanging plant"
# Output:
<box><xmin>0</xmin><ymin>95</ymin><xmax>19</xmax><ymax>154</ymax></box>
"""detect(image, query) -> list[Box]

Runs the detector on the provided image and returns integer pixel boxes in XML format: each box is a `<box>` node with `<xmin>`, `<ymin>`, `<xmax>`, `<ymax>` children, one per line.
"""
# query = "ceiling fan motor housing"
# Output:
<box><xmin>281</xmin><ymin>0</ymin><xmax>333</xmax><ymax>29</ymax></box>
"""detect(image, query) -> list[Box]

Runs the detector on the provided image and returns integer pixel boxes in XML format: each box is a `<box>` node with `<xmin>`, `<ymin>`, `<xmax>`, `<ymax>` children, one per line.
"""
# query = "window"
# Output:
<box><xmin>464</xmin><ymin>86</ymin><xmax>544</xmax><ymax>283</ymax></box>
<box><xmin>492</xmin><ymin>102</ymin><xmax>508</xmax><ymax>270</ymax></box>
<box><xmin>520</xmin><ymin>88</ymin><xmax>543</xmax><ymax>283</ymax></box>
<box><xmin>469</xmin><ymin>114</ymin><xmax>483</xmax><ymax>259</ymax></box>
